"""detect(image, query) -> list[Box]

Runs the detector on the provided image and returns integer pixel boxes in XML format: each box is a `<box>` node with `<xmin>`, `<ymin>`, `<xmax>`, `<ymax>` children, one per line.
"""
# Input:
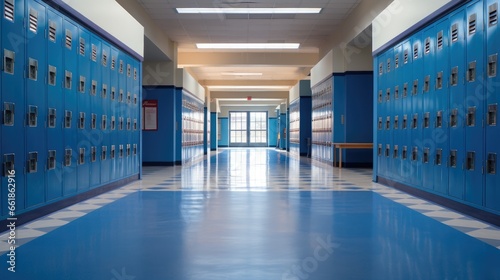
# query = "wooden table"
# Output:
<box><xmin>333</xmin><ymin>143</ymin><xmax>373</xmax><ymax>169</ymax></box>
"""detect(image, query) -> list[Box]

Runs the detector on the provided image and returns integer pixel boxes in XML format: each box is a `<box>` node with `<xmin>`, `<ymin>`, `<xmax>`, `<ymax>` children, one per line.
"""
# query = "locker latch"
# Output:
<box><xmin>424</xmin><ymin>112</ymin><xmax>430</xmax><ymax>128</ymax></box>
<box><xmin>64</xmin><ymin>110</ymin><xmax>72</xmax><ymax>128</ymax></box>
<box><xmin>403</xmin><ymin>115</ymin><xmax>408</xmax><ymax>129</ymax></box>
<box><xmin>423</xmin><ymin>148</ymin><xmax>430</xmax><ymax>164</ymax></box>
<box><xmin>385</xmin><ymin>145</ymin><xmax>390</xmax><ymax>158</ymax></box>
<box><xmin>64</xmin><ymin>149</ymin><xmax>72</xmax><ymax>167</ymax></box>
<box><xmin>48</xmin><ymin>65</ymin><xmax>57</xmax><ymax>86</ymax></box>
<box><xmin>450</xmin><ymin>150</ymin><xmax>458</xmax><ymax>168</ymax></box>
<box><xmin>3</xmin><ymin>154</ymin><xmax>15</xmax><ymax>177</ymax></box>
<box><xmin>387</xmin><ymin>58</ymin><xmax>391</xmax><ymax>73</ymax></box>
<box><xmin>435</xmin><ymin>149</ymin><xmax>443</xmax><ymax>166</ymax></box>
<box><xmin>111</xmin><ymin>145</ymin><xmax>116</xmax><ymax>159</ymax></box>
<box><xmin>65</xmin><ymin>71</ymin><xmax>72</xmax><ymax>89</ymax></box>
<box><xmin>3</xmin><ymin>49</ymin><xmax>15</xmax><ymax>75</ymax></box>
<box><xmin>79</xmin><ymin>148</ymin><xmax>85</xmax><ymax>165</ymax></box>
<box><xmin>451</xmin><ymin>67</ymin><xmax>458</xmax><ymax>86</ymax></box>
<box><xmin>488</xmin><ymin>104</ymin><xmax>497</xmax><ymax>126</ymax></box>
<box><xmin>488</xmin><ymin>54</ymin><xmax>497</xmax><ymax>78</ymax></box>
<box><xmin>102</xmin><ymin>146</ymin><xmax>107</xmax><ymax>160</ymax></box>
<box><xmin>412</xmin><ymin>80</ymin><xmax>419</xmax><ymax>95</ymax></box>
<box><xmin>119</xmin><ymin>90</ymin><xmax>124</xmax><ymax>102</ymax></box>
<box><xmin>378</xmin><ymin>90</ymin><xmax>383</xmax><ymax>103</ymax></box>
<box><xmin>436</xmin><ymin>71</ymin><xmax>443</xmax><ymax>89</ymax></box>
<box><xmin>119</xmin><ymin>117</ymin><xmax>124</xmax><ymax>130</ymax></box>
<box><xmin>91</xmin><ymin>146</ymin><xmax>97</xmax><ymax>162</ymax></box>
<box><xmin>27</xmin><ymin>152</ymin><xmax>38</xmax><ymax>173</ymax></box>
<box><xmin>393</xmin><ymin>145</ymin><xmax>399</xmax><ymax>159</ymax></box>
<box><xmin>412</xmin><ymin>114</ymin><xmax>418</xmax><ymax>129</ymax></box>
<box><xmin>102</xmin><ymin>84</ymin><xmax>107</xmax><ymax>98</ymax></box>
<box><xmin>402</xmin><ymin>146</ymin><xmax>408</xmax><ymax>160</ymax></box>
<box><xmin>394</xmin><ymin>116</ymin><xmax>399</xmax><ymax>130</ymax></box>
<box><xmin>119</xmin><ymin>145</ymin><xmax>124</xmax><ymax>158</ymax></box>
<box><xmin>28</xmin><ymin>58</ymin><xmax>38</xmax><ymax>81</ymax></box>
<box><xmin>487</xmin><ymin>153</ymin><xmax>497</xmax><ymax>174</ymax></box>
<box><xmin>127</xmin><ymin>118</ymin><xmax>131</xmax><ymax>130</ymax></box>
<box><xmin>379</xmin><ymin>63</ymin><xmax>383</xmax><ymax>76</ymax></box>
<box><xmin>424</xmin><ymin>75</ymin><xmax>430</xmax><ymax>93</ymax></box>
<box><xmin>127</xmin><ymin>92</ymin><xmax>131</xmax><ymax>103</ymax></box>
<box><xmin>91</xmin><ymin>113</ymin><xmax>97</xmax><ymax>129</ymax></box>
<box><xmin>79</xmin><ymin>112</ymin><xmax>85</xmax><ymax>129</ymax></box>
<box><xmin>467</xmin><ymin>107</ymin><xmax>476</xmax><ymax>127</ymax></box>
<box><xmin>386</xmin><ymin>89</ymin><xmax>390</xmax><ymax>102</ymax></box>
<box><xmin>386</xmin><ymin>116</ymin><xmax>391</xmax><ymax>130</ymax></box>
<box><xmin>412</xmin><ymin>147</ymin><xmax>418</xmax><ymax>161</ymax></box>
<box><xmin>450</xmin><ymin>109</ymin><xmax>458</xmax><ymax>127</ymax></box>
<box><xmin>394</xmin><ymin>86</ymin><xmax>399</xmax><ymax>99</ymax></box>
<box><xmin>134</xmin><ymin>94</ymin><xmax>138</xmax><ymax>105</ymax></box>
<box><xmin>436</xmin><ymin>111</ymin><xmax>443</xmax><ymax>128</ymax></box>
<box><xmin>91</xmin><ymin>80</ymin><xmax>97</xmax><ymax>96</ymax></box>
<box><xmin>28</xmin><ymin>105</ymin><xmax>38</xmax><ymax>127</ymax></box>
<box><xmin>134</xmin><ymin>119</ymin><xmax>137</xmax><ymax>130</ymax></box>
<box><xmin>395</xmin><ymin>54</ymin><xmax>400</xmax><ymax>69</ymax></box>
<box><xmin>404</xmin><ymin>49</ymin><xmax>409</xmax><ymax>64</ymax></box>
<box><xmin>403</xmin><ymin>83</ymin><xmax>408</xmax><ymax>98</ymax></box>
<box><xmin>47</xmin><ymin>108</ymin><xmax>56</xmax><ymax>128</ymax></box>
<box><xmin>3</xmin><ymin>102</ymin><xmax>15</xmax><ymax>126</ymax></box>
<box><xmin>111</xmin><ymin>116</ymin><xmax>116</xmax><ymax>130</ymax></box>
<box><xmin>111</xmin><ymin>87</ymin><xmax>116</xmax><ymax>100</ymax></box>
<box><xmin>47</xmin><ymin>150</ymin><xmax>56</xmax><ymax>170</ymax></box>
<box><xmin>133</xmin><ymin>144</ymin><xmax>137</xmax><ymax>156</ymax></box>
<box><xmin>127</xmin><ymin>144</ymin><xmax>131</xmax><ymax>157</ymax></box>
<box><xmin>378</xmin><ymin>144</ymin><xmax>382</xmax><ymax>157</ymax></box>
<box><xmin>102</xmin><ymin>115</ymin><xmax>107</xmax><ymax>130</ymax></box>
<box><xmin>467</xmin><ymin>61</ymin><xmax>476</xmax><ymax>82</ymax></box>
<box><xmin>466</xmin><ymin>152</ymin><xmax>475</xmax><ymax>171</ymax></box>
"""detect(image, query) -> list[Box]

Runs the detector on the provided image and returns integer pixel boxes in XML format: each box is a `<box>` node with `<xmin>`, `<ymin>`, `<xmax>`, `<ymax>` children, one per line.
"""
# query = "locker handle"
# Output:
<box><xmin>488</xmin><ymin>104</ymin><xmax>497</xmax><ymax>126</ymax></box>
<box><xmin>79</xmin><ymin>148</ymin><xmax>85</xmax><ymax>165</ymax></box>
<box><xmin>487</xmin><ymin>154</ymin><xmax>497</xmax><ymax>175</ymax></box>
<box><xmin>466</xmin><ymin>152</ymin><xmax>475</xmax><ymax>171</ymax></box>
<box><xmin>435</xmin><ymin>150</ymin><xmax>442</xmax><ymax>166</ymax></box>
<box><xmin>102</xmin><ymin>146</ymin><xmax>107</xmax><ymax>160</ymax></box>
<box><xmin>91</xmin><ymin>147</ymin><xmax>97</xmax><ymax>163</ymax></box>
<box><xmin>28</xmin><ymin>105</ymin><xmax>38</xmax><ymax>127</ymax></box>
<box><xmin>47</xmin><ymin>150</ymin><xmax>56</xmax><ymax>170</ymax></box>
<box><xmin>3</xmin><ymin>49</ymin><xmax>15</xmax><ymax>75</ymax></box>
<box><xmin>467</xmin><ymin>61</ymin><xmax>476</xmax><ymax>82</ymax></box>
<box><xmin>28</xmin><ymin>58</ymin><xmax>38</xmax><ymax>81</ymax></box>
<box><xmin>488</xmin><ymin>54</ymin><xmax>497</xmax><ymax>78</ymax></box>
<box><xmin>450</xmin><ymin>151</ymin><xmax>458</xmax><ymax>168</ymax></box>
<box><xmin>64</xmin><ymin>149</ymin><xmax>72</xmax><ymax>167</ymax></box>
<box><xmin>48</xmin><ymin>65</ymin><xmax>57</xmax><ymax>86</ymax></box>
<box><xmin>436</xmin><ymin>72</ymin><xmax>443</xmax><ymax>90</ymax></box>
<box><xmin>27</xmin><ymin>152</ymin><xmax>38</xmax><ymax>173</ymax></box>
<box><xmin>4</xmin><ymin>102</ymin><xmax>15</xmax><ymax>126</ymax></box>
<box><xmin>48</xmin><ymin>108</ymin><xmax>56</xmax><ymax>128</ymax></box>
<box><xmin>3</xmin><ymin>154</ymin><xmax>15</xmax><ymax>177</ymax></box>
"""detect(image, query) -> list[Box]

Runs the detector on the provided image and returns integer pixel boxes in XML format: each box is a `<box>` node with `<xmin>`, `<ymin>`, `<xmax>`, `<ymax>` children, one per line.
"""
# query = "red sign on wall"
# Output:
<box><xmin>142</xmin><ymin>100</ymin><xmax>158</xmax><ymax>131</ymax></box>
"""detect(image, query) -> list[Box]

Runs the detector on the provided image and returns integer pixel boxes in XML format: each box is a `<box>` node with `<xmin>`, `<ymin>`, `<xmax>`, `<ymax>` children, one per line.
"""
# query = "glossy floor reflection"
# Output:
<box><xmin>1</xmin><ymin>148</ymin><xmax>500</xmax><ymax>280</ymax></box>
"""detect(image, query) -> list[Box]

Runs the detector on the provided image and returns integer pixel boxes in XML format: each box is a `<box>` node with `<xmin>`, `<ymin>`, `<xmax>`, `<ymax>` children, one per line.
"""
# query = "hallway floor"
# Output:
<box><xmin>1</xmin><ymin>148</ymin><xmax>500</xmax><ymax>279</ymax></box>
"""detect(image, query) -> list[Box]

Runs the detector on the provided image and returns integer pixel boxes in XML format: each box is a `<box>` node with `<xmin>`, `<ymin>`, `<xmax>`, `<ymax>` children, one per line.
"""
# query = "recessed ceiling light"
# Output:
<box><xmin>207</xmin><ymin>86</ymin><xmax>291</xmax><ymax>90</ymax></box>
<box><xmin>221</xmin><ymin>72</ymin><xmax>263</xmax><ymax>76</ymax></box>
<box><xmin>176</xmin><ymin>8</ymin><xmax>322</xmax><ymax>14</ymax></box>
<box><xmin>197</xmin><ymin>43</ymin><xmax>300</xmax><ymax>49</ymax></box>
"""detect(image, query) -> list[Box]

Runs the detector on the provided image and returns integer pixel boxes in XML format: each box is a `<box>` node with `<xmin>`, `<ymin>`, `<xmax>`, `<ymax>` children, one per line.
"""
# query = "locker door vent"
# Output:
<box><xmin>4</xmin><ymin>0</ymin><xmax>14</xmax><ymax>22</ymax></box>
<box><xmin>91</xmin><ymin>44</ymin><xmax>97</xmax><ymax>62</ymax></box>
<box><xmin>489</xmin><ymin>3</ymin><xmax>498</xmax><ymax>27</ymax></box>
<box><xmin>424</xmin><ymin>37</ymin><xmax>431</xmax><ymax>54</ymax></box>
<box><xmin>48</xmin><ymin>108</ymin><xmax>56</xmax><ymax>128</ymax></box>
<box><xmin>29</xmin><ymin>8</ymin><xmax>38</xmax><ymax>33</ymax></box>
<box><xmin>65</xmin><ymin>30</ymin><xmax>72</xmax><ymax>49</ymax></box>
<box><xmin>101</xmin><ymin>146</ymin><xmax>107</xmax><ymax>160</ymax></box>
<box><xmin>468</xmin><ymin>14</ymin><xmax>477</xmax><ymax>35</ymax></box>
<box><xmin>488</xmin><ymin>104</ymin><xmax>497</xmax><ymax>126</ymax></box>
<box><xmin>402</xmin><ymin>146</ymin><xmax>408</xmax><ymax>160</ymax></box>
<box><xmin>487</xmin><ymin>153</ymin><xmax>497</xmax><ymax>174</ymax></box>
<box><xmin>64</xmin><ymin>149</ymin><xmax>72</xmax><ymax>167</ymax></box>
<box><xmin>395</xmin><ymin>55</ymin><xmax>399</xmax><ymax>69</ymax></box>
<box><xmin>79</xmin><ymin>38</ymin><xmax>85</xmax><ymax>56</ymax></box>
<box><xmin>437</xmin><ymin>31</ymin><xmax>444</xmax><ymax>49</ymax></box>
<box><xmin>3</xmin><ymin>154</ymin><xmax>14</xmax><ymax>177</ymax></box>
<box><xmin>404</xmin><ymin>49</ymin><xmax>409</xmax><ymax>64</ymax></box>
<box><xmin>102</xmin><ymin>51</ymin><xmax>108</xmax><ymax>67</ymax></box>
<box><xmin>27</xmin><ymin>152</ymin><xmax>38</xmax><ymax>173</ymax></box>
<box><xmin>49</xmin><ymin>21</ymin><xmax>57</xmax><ymax>42</ymax></box>
<box><xmin>48</xmin><ymin>150</ymin><xmax>56</xmax><ymax>170</ymax></box>
<box><xmin>413</xmin><ymin>44</ymin><xmax>419</xmax><ymax>59</ymax></box>
<box><xmin>488</xmin><ymin>54</ymin><xmax>497</xmax><ymax>77</ymax></box>
<box><xmin>435</xmin><ymin>149</ymin><xmax>442</xmax><ymax>166</ymax></box>
<box><xmin>111</xmin><ymin>56</ymin><xmax>116</xmax><ymax>70</ymax></box>
<box><xmin>378</xmin><ymin>63</ymin><xmax>383</xmax><ymax>76</ymax></box>
<box><xmin>466</xmin><ymin>152</ymin><xmax>475</xmax><ymax>171</ymax></box>
<box><xmin>393</xmin><ymin>145</ymin><xmax>399</xmax><ymax>159</ymax></box>
<box><xmin>386</xmin><ymin>58</ymin><xmax>391</xmax><ymax>73</ymax></box>
<box><xmin>451</xmin><ymin>24</ymin><xmax>459</xmax><ymax>43</ymax></box>
<box><xmin>394</xmin><ymin>86</ymin><xmax>399</xmax><ymax>99</ymax></box>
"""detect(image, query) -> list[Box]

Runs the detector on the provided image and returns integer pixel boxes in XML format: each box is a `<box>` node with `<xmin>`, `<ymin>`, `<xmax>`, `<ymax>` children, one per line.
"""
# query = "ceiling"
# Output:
<box><xmin>135</xmin><ymin>0</ymin><xmax>365</xmax><ymax>106</ymax></box>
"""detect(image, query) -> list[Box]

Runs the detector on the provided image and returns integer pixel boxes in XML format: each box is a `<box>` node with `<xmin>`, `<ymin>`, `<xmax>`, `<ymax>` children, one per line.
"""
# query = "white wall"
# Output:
<box><xmin>310</xmin><ymin>50</ymin><xmax>334</xmax><ymax>87</ymax></box>
<box><xmin>63</xmin><ymin>0</ymin><xmax>144</xmax><ymax>57</ymax></box>
<box><xmin>219</xmin><ymin>106</ymin><xmax>278</xmax><ymax>118</ymax></box>
<box><xmin>289</xmin><ymin>83</ymin><xmax>300</xmax><ymax>103</ymax></box>
<box><xmin>372</xmin><ymin>0</ymin><xmax>452</xmax><ymax>52</ymax></box>
<box><xmin>182</xmin><ymin>70</ymin><xmax>205</xmax><ymax>102</ymax></box>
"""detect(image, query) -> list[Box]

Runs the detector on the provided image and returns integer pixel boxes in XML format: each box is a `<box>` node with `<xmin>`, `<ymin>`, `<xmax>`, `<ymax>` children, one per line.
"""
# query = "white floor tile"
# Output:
<box><xmin>443</xmin><ymin>219</ymin><xmax>490</xmax><ymax>229</ymax></box>
<box><xmin>425</xmin><ymin>211</ymin><xmax>465</xmax><ymax>219</ymax></box>
<box><xmin>394</xmin><ymin>198</ymin><xmax>426</xmax><ymax>205</ymax></box>
<box><xmin>16</xmin><ymin>228</ymin><xmax>45</xmax><ymax>239</ymax></box>
<box><xmin>48</xmin><ymin>211</ymin><xmax>87</xmax><ymax>220</ymax></box>
<box><xmin>408</xmin><ymin>204</ymin><xmax>445</xmax><ymax>211</ymax></box>
<box><xmin>467</xmin><ymin>229</ymin><xmax>500</xmax><ymax>240</ymax></box>
<box><xmin>25</xmin><ymin>219</ymin><xmax>69</xmax><ymax>229</ymax></box>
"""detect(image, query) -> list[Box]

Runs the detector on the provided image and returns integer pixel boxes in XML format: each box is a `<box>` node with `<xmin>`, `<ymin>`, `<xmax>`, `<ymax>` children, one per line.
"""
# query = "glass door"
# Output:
<box><xmin>230</xmin><ymin>111</ymin><xmax>268</xmax><ymax>147</ymax></box>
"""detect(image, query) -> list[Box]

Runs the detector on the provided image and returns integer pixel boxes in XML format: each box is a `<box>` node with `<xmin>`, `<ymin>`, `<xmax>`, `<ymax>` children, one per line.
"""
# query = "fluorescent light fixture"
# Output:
<box><xmin>221</xmin><ymin>72</ymin><xmax>263</xmax><ymax>76</ymax></box>
<box><xmin>207</xmin><ymin>85</ymin><xmax>291</xmax><ymax>90</ymax></box>
<box><xmin>176</xmin><ymin>8</ymin><xmax>322</xmax><ymax>14</ymax></box>
<box><xmin>197</xmin><ymin>43</ymin><xmax>300</xmax><ymax>49</ymax></box>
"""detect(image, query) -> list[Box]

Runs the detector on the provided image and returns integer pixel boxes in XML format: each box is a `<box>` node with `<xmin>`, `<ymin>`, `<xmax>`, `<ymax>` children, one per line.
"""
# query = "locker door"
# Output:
<box><xmin>87</xmin><ymin>34</ymin><xmax>101</xmax><ymax>188</ymax></box>
<box><xmin>1</xmin><ymin>0</ymin><xmax>26</xmax><ymax>215</ymax></box>
<box><xmin>448</xmin><ymin>8</ymin><xmax>466</xmax><ymax>199</ymax></box>
<box><xmin>109</xmin><ymin>47</ymin><xmax>119</xmax><ymax>180</ymax></box>
<box><xmin>485</xmin><ymin>0</ymin><xmax>500</xmax><ymax>211</ymax></box>
<box><xmin>422</xmin><ymin>25</ymin><xmax>436</xmax><ymax>190</ymax></box>
<box><xmin>132</xmin><ymin>61</ymin><xmax>141</xmax><ymax>174</ymax></box>
<box><xmin>376</xmin><ymin>52</ymin><xmax>387</xmax><ymax>178</ymax></box>
<box><xmin>411</xmin><ymin>32</ymin><xmax>424</xmax><ymax>188</ymax></box>
<box><xmin>76</xmin><ymin>27</ymin><xmax>91</xmax><ymax>192</ymax></box>
<box><xmin>100</xmin><ymin>41</ymin><xmax>111</xmax><ymax>183</ymax></box>
<box><xmin>117</xmin><ymin>50</ymin><xmax>126</xmax><ymax>179</ymax></box>
<box><xmin>392</xmin><ymin>44</ymin><xmax>403</xmax><ymax>183</ymax></box>
<box><xmin>62</xmin><ymin>19</ymin><xmax>79</xmax><ymax>195</ymax></box>
<box><xmin>373</xmin><ymin>58</ymin><xmax>380</xmax><ymax>179</ymax></box>
<box><xmin>384</xmin><ymin>48</ymin><xmax>394</xmax><ymax>179</ymax></box>
<box><xmin>25</xmin><ymin>0</ymin><xmax>46</xmax><ymax>208</ymax></box>
<box><xmin>464</xmin><ymin>0</ymin><xmax>485</xmax><ymax>205</ymax></box>
<box><xmin>401</xmin><ymin>40</ymin><xmax>413</xmax><ymax>185</ymax></box>
<box><xmin>125</xmin><ymin>54</ymin><xmax>134</xmax><ymax>176</ymax></box>
<box><xmin>434</xmin><ymin>18</ymin><xmax>451</xmax><ymax>195</ymax></box>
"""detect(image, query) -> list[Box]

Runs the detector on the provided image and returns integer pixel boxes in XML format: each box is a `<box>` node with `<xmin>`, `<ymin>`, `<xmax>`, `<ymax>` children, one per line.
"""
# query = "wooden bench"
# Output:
<box><xmin>333</xmin><ymin>143</ymin><xmax>373</xmax><ymax>169</ymax></box>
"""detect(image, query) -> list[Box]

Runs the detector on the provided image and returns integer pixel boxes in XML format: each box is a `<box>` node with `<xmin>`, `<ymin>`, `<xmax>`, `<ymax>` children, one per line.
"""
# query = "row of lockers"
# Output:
<box><xmin>181</xmin><ymin>90</ymin><xmax>204</xmax><ymax>164</ymax></box>
<box><xmin>311</xmin><ymin>78</ymin><xmax>334</xmax><ymax>162</ymax></box>
<box><xmin>289</xmin><ymin>99</ymin><xmax>300</xmax><ymax>153</ymax></box>
<box><xmin>0</xmin><ymin>0</ymin><xmax>141</xmax><ymax>220</ymax></box>
<box><xmin>375</xmin><ymin>0</ymin><xmax>500</xmax><ymax>213</ymax></box>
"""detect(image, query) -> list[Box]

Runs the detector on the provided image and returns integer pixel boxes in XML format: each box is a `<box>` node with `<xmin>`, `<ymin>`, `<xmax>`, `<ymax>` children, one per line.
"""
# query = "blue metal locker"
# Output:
<box><xmin>448</xmin><ymin>8</ymin><xmax>466</xmax><ymax>199</ymax></box>
<box><xmin>116</xmin><ymin>50</ymin><xmax>127</xmax><ymax>179</ymax></box>
<box><xmin>25</xmin><ymin>0</ymin><xmax>47</xmax><ymax>208</ymax></box>
<box><xmin>125</xmin><ymin>54</ymin><xmax>134</xmax><ymax>176</ymax></box>
<box><xmin>411</xmin><ymin>32</ymin><xmax>424</xmax><ymax>188</ymax></box>
<box><xmin>87</xmin><ymin>33</ymin><xmax>101</xmax><ymax>188</ymax></box>
<box><xmin>464</xmin><ymin>0</ymin><xmax>485</xmax><ymax>205</ymax></box>
<box><xmin>76</xmin><ymin>27</ymin><xmax>91</xmax><ymax>192</ymax></box>
<box><xmin>100</xmin><ymin>42</ymin><xmax>111</xmax><ymax>184</ymax></box>
<box><xmin>109</xmin><ymin>47</ymin><xmax>119</xmax><ymax>180</ymax></box>
<box><xmin>392</xmin><ymin>44</ymin><xmax>403</xmax><ymax>183</ymax></box>
<box><xmin>422</xmin><ymin>25</ymin><xmax>436</xmax><ymax>190</ymax></box>
<box><xmin>433</xmin><ymin>18</ymin><xmax>451</xmax><ymax>195</ymax></box>
<box><xmin>1</xmin><ymin>0</ymin><xmax>26</xmax><ymax>216</ymax></box>
<box><xmin>132</xmin><ymin>60</ymin><xmax>141</xmax><ymax>175</ymax></box>
<box><xmin>62</xmin><ymin>18</ymin><xmax>79</xmax><ymax>195</ymax></box>
<box><xmin>485</xmin><ymin>0</ymin><xmax>500</xmax><ymax>211</ymax></box>
<box><xmin>384</xmin><ymin>48</ymin><xmax>394</xmax><ymax>180</ymax></box>
<box><xmin>46</xmin><ymin>9</ymin><xmax>64</xmax><ymax>201</ymax></box>
<box><xmin>401</xmin><ymin>40</ymin><xmax>413</xmax><ymax>185</ymax></box>
<box><xmin>376</xmin><ymin>51</ymin><xmax>387</xmax><ymax>178</ymax></box>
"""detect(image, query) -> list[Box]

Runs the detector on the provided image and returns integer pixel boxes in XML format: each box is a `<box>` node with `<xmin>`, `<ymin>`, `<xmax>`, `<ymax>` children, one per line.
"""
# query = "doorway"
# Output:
<box><xmin>229</xmin><ymin>111</ymin><xmax>268</xmax><ymax>147</ymax></box>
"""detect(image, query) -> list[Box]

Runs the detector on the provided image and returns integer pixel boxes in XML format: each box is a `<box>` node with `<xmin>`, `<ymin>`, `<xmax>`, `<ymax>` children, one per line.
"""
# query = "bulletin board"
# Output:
<box><xmin>142</xmin><ymin>100</ymin><xmax>158</xmax><ymax>131</ymax></box>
